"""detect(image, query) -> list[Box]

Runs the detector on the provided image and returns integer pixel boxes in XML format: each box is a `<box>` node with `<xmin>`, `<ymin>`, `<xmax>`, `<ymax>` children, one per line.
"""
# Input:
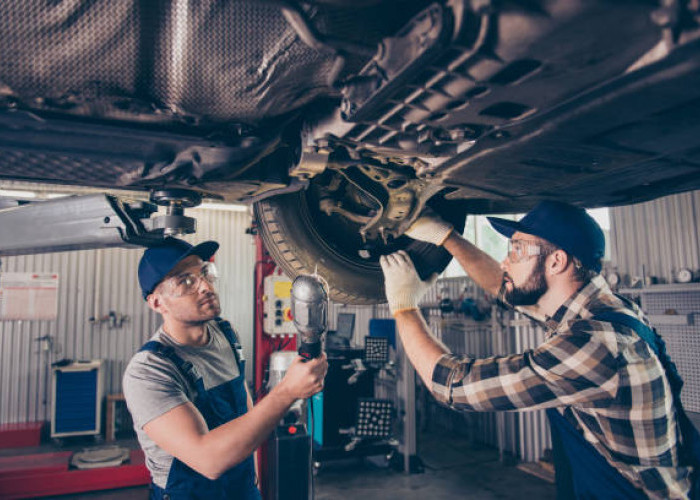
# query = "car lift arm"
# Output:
<box><xmin>0</xmin><ymin>193</ymin><xmax>187</xmax><ymax>256</ymax></box>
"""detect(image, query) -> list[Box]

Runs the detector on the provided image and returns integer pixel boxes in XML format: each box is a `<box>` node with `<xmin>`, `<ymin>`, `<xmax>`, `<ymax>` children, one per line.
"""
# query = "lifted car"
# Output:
<box><xmin>1</xmin><ymin>0</ymin><xmax>700</xmax><ymax>303</ymax></box>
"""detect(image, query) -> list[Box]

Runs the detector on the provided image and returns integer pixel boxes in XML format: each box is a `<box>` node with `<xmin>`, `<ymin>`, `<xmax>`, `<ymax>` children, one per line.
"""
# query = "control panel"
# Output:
<box><xmin>263</xmin><ymin>271</ymin><xmax>296</xmax><ymax>336</ymax></box>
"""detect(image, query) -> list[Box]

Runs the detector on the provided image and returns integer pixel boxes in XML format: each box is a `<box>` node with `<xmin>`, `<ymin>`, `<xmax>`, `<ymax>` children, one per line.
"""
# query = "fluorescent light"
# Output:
<box><xmin>0</xmin><ymin>189</ymin><xmax>37</xmax><ymax>199</ymax></box>
<box><xmin>197</xmin><ymin>202</ymin><xmax>249</xmax><ymax>212</ymax></box>
<box><xmin>45</xmin><ymin>193</ymin><xmax>70</xmax><ymax>199</ymax></box>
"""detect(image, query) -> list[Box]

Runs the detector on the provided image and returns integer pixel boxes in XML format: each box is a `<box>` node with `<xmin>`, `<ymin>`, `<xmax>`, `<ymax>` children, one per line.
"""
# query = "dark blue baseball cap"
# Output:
<box><xmin>138</xmin><ymin>238</ymin><xmax>219</xmax><ymax>300</ymax></box>
<box><xmin>487</xmin><ymin>201</ymin><xmax>605</xmax><ymax>272</ymax></box>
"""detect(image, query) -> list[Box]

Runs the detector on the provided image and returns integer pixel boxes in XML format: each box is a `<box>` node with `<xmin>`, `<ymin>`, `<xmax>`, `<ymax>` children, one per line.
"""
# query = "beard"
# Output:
<box><xmin>197</xmin><ymin>292</ymin><xmax>221</xmax><ymax>319</ymax></box>
<box><xmin>503</xmin><ymin>257</ymin><xmax>548</xmax><ymax>306</ymax></box>
<box><xmin>164</xmin><ymin>291</ymin><xmax>221</xmax><ymax>325</ymax></box>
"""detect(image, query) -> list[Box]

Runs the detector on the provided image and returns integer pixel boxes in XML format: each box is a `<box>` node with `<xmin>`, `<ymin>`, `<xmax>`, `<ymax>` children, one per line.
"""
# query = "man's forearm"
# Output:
<box><xmin>393</xmin><ymin>309</ymin><xmax>449</xmax><ymax>388</ymax></box>
<box><xmin>201</xmin><ymin>385</ymin><xmax>295</xmax><ymax>477</ymax></box>
<box><xmin>442</xmin><ymin>232</ymin><xmax>503</xmax><ymax>296</ymax></box>
<box><xmin>148</xmin><ymin>385</ymin><xmax>296</xmax><ymax>480</ymax></box>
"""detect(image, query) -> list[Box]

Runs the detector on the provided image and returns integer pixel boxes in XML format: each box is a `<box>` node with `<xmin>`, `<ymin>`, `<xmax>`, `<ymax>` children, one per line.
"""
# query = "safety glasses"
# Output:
<box><xmin>507</xmin><ymin>239</ymin><xmax>554</xmax><ymax>263</ymax></box>
<box><xmin>159</xmin><ymin>261</ymin><xmax>219</xmax><ymax>297</ymax></box>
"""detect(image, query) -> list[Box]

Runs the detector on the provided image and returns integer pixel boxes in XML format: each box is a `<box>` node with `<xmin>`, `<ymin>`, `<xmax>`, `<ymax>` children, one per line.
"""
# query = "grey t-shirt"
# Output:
<box><xmin>123</xmin><ymin>321</ymin><xmax>242</xmax><ymax>488</ymax></box>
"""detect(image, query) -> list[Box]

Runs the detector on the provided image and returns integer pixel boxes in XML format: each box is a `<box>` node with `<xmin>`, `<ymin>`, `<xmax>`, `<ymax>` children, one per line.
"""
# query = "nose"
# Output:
<box><xmin>500</xmin><ymin>257</ymin><xmax>510</xmax><ymax>273</ymax></box>
<box><xmin>197</xmin><ymin>276</ymin><xmax>215</xmax><ymax>294</ymax></box>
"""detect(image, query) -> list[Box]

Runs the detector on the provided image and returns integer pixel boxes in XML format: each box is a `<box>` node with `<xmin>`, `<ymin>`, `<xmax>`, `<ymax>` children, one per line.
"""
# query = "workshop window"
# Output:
<box><xmin>441</xmin><ymin>208</ymin><xmax>610</xmax><ymax>278</ymax></box>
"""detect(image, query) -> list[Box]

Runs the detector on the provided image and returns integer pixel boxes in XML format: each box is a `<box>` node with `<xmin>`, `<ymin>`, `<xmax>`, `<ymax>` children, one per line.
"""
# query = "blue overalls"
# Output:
<box><xmin>140</xmin><ymin>319</ymin><xmax>261</xmax><ymax>500</ymax></box>
<box><xmin>547</xmin><ymin>309</ymin><xmax>700</xmax><ymax>499</ymax></box>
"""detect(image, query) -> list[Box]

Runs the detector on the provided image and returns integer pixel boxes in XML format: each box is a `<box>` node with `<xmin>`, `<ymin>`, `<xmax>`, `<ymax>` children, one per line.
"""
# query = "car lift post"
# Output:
<box><xmin>251</xmin><ymin>227</ymin><xmax>301</xmax><ymax>499</ymax></box>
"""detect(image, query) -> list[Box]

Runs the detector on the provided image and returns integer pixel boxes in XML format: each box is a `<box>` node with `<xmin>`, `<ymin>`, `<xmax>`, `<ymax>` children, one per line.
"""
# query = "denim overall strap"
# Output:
<box><xmin>140</xmin><ymin>341</ymin><xmax>201</xmax><ymax>387</ymax></box>
<box><xmin>140</xmin><ymin>336</ymin><xmax>260</xmax><ymax>500</ymax></box>
<box><xmin>215</xmin><ymin>317</ymin><xmax>245</xmax><ymax>370</ymax></box>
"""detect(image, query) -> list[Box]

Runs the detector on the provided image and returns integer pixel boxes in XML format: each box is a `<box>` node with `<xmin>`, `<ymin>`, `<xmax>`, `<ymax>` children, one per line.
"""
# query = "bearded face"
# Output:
<box><xmin>503</xmin><ymin>255</ymin><xmax>548</xmax><ymax>306</ymax></box>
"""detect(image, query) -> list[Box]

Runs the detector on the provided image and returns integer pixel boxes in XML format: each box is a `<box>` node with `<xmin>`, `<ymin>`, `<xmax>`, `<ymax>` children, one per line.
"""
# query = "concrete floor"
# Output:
<box><xmin>23</xmin><ymin>431</ymin><xmax>554</xmax><ymax>499</ymax></box>
<box><xmin>313</xmin><ymin>432</ymin><xmax>555</xmax><ymax>500</ymax></box>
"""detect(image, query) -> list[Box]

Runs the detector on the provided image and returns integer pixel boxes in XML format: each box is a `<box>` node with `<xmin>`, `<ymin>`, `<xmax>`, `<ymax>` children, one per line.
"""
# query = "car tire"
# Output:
<box><xmin>254</xmin><ymin>190</ymin><xmax>467</xmax><ymax>304</ymax></box>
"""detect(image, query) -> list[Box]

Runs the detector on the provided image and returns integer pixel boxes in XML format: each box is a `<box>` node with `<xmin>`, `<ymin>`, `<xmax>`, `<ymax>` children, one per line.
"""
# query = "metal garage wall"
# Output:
<box><xmin>416</xmin><ymin>277</ymin><xmax>551</xmax><ymax>462</ymax></box>
<box><xmin>186</xmin><ymin>207</ymin><xmax>256</xmax><ymax>381</ymax></box>
<box><xmin>511</xmin><ymin>314</ymin><xmax>552</xmax><ymax>463</ymax></box>
<box><xmin>609</xmin><ymin>190</ymin><xmax>700</xmax><ymax>284</ymax></box>
<box><xmin>0</xmin><ymin>206</ymin><xmax>255</xmax><ymax>425</ymax></box>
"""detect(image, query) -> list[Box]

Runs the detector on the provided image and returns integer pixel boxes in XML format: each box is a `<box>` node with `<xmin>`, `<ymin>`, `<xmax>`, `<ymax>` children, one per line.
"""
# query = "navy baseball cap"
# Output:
<box><xmin>138</xmin><ymin>238</ymin><xmax>219</xmax><ymax>299</ymax></box>
<box><xmin>487</xmin><ymin>201</ymin><xmax>605</xmax><ymax>272</ymax></box>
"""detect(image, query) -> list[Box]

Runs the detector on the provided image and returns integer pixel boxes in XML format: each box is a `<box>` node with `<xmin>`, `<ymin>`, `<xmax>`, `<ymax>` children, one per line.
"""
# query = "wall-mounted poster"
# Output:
<box><xmin>0</xmin><ymin>272</ymin><xmax>59</xmax><ymax>320</ymax></box>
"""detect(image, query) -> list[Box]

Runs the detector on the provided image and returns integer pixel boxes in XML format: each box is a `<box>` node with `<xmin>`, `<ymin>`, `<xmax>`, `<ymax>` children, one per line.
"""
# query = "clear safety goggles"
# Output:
<box><xmin>506</xmin><ymin>239</ymin><xmax>553</xmax><ymax>263</ymax></box>
<box><xmin>159</xmin><ymin>261</ymin><xmax>219</xmax><ymax>297</ymax></box>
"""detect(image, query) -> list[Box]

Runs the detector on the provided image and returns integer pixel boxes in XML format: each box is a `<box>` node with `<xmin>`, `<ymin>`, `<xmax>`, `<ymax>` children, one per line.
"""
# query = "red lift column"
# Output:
<box><xmin>253</xmin><ymin>232</ymin><xmax>277</xmax><ymax>398</ymax></box>
<box><xmin>252</xmin><ymin>231</ymin><xmax>298</xmax><ymax>500</ymax></box>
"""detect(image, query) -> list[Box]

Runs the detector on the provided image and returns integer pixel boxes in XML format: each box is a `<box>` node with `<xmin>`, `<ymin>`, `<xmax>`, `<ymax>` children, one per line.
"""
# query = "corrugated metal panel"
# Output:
<box><xmin>0</xmin><ymin>207</ymin><xmax>254</xmax><ymax>425</ymax></box>
<box><xmin>185</xmin><ymin>207</ymin><xmax>256</xmax><ymax>381</ymax></box>
<box><xmin>512</xmin><ymin>313</ymin><xmax>552</xmax><ymax>462</ymax></box>
<box><xmin>610</xmin><ymin>191</ymin><xmax>700</xmax><ymax>284</ymax></box>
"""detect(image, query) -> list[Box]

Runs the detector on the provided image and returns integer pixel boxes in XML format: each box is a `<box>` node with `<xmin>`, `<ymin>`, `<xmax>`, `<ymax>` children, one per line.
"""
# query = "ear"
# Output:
<box><xmin>547</xmin><ymin>249</ymin><xmax>571</xmax><ymax>276</ymax></box>
<box><xmin>146</xmin><ymin>293</ymin><xmax>166</xmax><ymax>314</ymax></box>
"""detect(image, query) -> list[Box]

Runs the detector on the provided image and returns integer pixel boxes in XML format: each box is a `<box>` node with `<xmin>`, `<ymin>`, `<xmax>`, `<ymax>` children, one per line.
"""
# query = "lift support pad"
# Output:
<box><xmin>0</xmin><ymin>449</ymin><xmax>150</xmax><ymax>498</ymax></box>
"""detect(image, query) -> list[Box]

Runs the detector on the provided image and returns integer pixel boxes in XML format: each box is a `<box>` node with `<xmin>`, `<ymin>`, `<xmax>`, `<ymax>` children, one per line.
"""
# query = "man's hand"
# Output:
<box><xmin>405</xmin><ymin>212</ymin><xmax>453</xmax><ymax>246</ymax></box>
<box><xmin>142</xmin><ymin>356</ymin><xmax>326</xmax><ymax>481</ymax></box>
<box><xmin>380</xmin><ymin>250</ymin><xmax>437</xmax><ymax>315</ymax></box>
<box><xmin>277</xmin><ymin>354</ymin><xmax>328</xmax><ymax>400</ymax></box>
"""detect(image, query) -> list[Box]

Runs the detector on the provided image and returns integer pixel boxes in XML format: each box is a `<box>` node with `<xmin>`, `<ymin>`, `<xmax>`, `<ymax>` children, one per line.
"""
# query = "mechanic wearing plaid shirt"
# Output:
<box><xmin>380</xmin><ymin>201</ymin><xmax>694</xmax><ymax>499</ymax></box>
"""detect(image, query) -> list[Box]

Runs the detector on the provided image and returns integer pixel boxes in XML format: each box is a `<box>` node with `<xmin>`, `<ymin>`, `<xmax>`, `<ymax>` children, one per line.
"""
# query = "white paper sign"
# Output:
<box><xmin>0</xmin><ymin>272</ymin><xmax>59</xmax><ymax>320</ymax></box>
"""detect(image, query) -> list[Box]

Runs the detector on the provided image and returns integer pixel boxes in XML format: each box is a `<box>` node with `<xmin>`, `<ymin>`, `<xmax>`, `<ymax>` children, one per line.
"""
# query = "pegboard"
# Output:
<box><xmin>622</xmin><ymin>285</ymin><xmax>700</xmax><ymax>413</ymax></box>
<box><xmin>641</xmin><ymin>291</ymin><xmax>700</xmax><ymax>316</ymax></box>
<box><xmin>661</xmin><ymin>325</ymin><xmax>700</xmax><ymax>412</ymax></box>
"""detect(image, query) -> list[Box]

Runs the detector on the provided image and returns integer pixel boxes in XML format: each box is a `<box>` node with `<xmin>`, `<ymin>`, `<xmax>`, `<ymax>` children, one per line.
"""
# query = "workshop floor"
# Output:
<box><xmin>313</xmin><ymin>431</ymin><xmax>555</xmax><ymax>500</ymax></box>
<box><xmin>26</xmin><ymin>431</ymin><xmax>554</xmax><ymax>500</ymax></box>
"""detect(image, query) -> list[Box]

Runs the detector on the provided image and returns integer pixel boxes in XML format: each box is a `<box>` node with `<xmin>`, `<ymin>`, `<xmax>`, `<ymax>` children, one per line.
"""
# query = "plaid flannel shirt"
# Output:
<box><xmin>431</xmin><ymin>275</ymin><xmax>693</xmax><ymax>499</ymax></box>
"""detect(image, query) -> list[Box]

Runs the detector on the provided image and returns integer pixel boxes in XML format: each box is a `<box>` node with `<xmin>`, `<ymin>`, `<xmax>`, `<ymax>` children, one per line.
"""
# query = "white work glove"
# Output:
<box><xmin>380</xmin><ymin>250</ymin><xmax>438</xmax><ymax>315</ymax></box>
<box><xmin>404</xmin><ymin>211</ymin><xmax>454</xmax><ymax>246</ymax></box>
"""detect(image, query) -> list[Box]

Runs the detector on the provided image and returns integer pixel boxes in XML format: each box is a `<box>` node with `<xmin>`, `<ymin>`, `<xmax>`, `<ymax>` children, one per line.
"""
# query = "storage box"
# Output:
<box><xmin>51</xmin><ymin>360</ymin><xmax>104</xmax><ymax>438</ymax></box>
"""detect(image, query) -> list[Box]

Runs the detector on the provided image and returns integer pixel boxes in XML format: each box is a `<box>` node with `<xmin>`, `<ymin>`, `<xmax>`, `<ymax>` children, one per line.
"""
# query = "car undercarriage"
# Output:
<box><xmin>1</xmin><ymin>0</ymin><xmax>700</xmax><ymax>302</ymax></box>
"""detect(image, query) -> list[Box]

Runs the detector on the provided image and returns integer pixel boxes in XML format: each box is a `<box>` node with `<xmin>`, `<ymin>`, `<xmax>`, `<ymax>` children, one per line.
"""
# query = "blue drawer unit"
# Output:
<box><xmin>51</xmin><ymin>360</ymin><xmax>104</xmax><ymax>438</ymax></box>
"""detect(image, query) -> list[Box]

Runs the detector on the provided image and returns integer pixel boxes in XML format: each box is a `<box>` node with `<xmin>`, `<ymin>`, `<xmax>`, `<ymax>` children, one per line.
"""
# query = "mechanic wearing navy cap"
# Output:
<box><xmin>381</xmin><ymin>201</ymin><xmax>696</xmax><ymax>499</ymax></box>
<box><xmin>123</xmin><ymin>238</ymin><xmax>327</xmax><ymax>500</ymax></box>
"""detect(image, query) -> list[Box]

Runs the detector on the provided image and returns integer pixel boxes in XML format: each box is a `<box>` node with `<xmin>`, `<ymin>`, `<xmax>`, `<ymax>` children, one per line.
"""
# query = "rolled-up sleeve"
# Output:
<box><xmin>431</xmin><ymin>326</ymin><xmax>620</xmax><ymax>411</ymax></box>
